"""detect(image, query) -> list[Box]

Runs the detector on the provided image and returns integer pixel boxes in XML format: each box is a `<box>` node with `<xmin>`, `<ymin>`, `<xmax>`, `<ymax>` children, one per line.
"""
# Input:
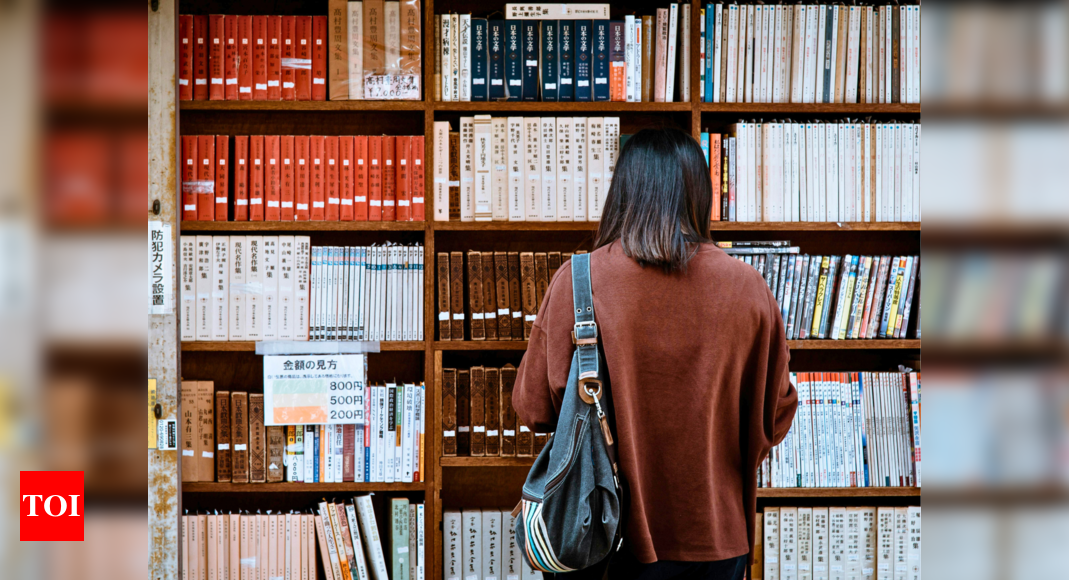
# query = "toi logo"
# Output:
<box><xmin>20</xmin><ymin>471</ymin><xmax>84</xmax><ymax>541</ymax></box>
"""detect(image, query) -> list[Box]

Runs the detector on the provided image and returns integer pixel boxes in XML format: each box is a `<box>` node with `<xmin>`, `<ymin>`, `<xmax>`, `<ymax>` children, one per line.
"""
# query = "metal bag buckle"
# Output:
<box><xmin>571</xmin><ymin>320</ymin><xmax>598</xmax><ymax>345</ymax></box>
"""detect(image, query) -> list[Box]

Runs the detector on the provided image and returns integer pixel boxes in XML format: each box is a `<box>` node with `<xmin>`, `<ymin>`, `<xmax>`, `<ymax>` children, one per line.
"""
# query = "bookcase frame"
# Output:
<box><xmin>171</xmin><ymin>1</ymin><xmax>922</xmax><ymax>579</ymax></box>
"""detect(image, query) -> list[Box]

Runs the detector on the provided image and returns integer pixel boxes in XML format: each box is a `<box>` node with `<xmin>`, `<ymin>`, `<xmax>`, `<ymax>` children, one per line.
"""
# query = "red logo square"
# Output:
<box><xmin>20</xmin><ymin>471</ymin><xmax>84</xmax><ymax>541</ymax></box>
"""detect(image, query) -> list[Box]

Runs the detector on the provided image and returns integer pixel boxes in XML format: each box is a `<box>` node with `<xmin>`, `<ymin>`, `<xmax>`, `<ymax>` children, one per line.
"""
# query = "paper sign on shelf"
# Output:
<box><xmin>263</xmin><ymin>353</ymin><xmax>367</xmax><ymax>425</ymax></box>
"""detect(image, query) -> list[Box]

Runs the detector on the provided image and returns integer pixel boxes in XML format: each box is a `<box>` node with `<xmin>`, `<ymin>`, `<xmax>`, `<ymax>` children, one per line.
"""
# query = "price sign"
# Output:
<box><xmin>263</xmin><ymin>354</ymin><xmax>367</xmax><ymax>425</ymax></box>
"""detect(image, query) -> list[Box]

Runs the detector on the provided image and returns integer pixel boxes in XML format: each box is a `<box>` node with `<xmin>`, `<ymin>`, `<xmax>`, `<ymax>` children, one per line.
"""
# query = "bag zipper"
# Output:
<box><xmin>545</xmin><ymin>415</ymin><xmax>586</xmax><ymax>495</ymax></box>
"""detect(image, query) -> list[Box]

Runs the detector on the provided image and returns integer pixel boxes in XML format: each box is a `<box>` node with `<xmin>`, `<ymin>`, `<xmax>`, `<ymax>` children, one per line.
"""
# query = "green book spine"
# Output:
<box><xmin>389</xmin><ymin>498</ymin><xmax>411</xmax><ymax>580</ymax></box>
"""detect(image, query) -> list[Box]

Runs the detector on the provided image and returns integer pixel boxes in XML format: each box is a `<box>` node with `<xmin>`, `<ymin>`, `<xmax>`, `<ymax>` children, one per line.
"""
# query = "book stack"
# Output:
<box><xmin>432</xmin><ymin>117</ymin><xmax>621</xmax><ymax>222</ymax></box>
<box><xmin>698</xmin><ymin>4</ymin><xmax>921</xmax><ymax>104</ymax></box>
<box><xmin>761</xmin><ymin>371</ymin><xmax>921</xmax><ymax>489</ymax></box>
<box><xmin>701</xmin><ymin>121</ymin><xmax>920</xmax><ymax>223</ymax></box>
<box><xmin>178</xmin><ymin>3</ymin><xmax>422</xmax><ymax>102</ymax></box>
<box><xmin>436</xmin><ymin>3</ymin><xmax>690</xmax><ymax>102</ymax></box>
<box><xmin>754</xmin><ymin>506</ymin><xmax>921</xmax><ymax>580</ymax></box>
<box><xmin>443</xmin><ymin>509</ymin><xmax>543</xmax><ymax>580</ymax></box>
<box><xmin>441</xmin><ymin>365</ymin><xmax>548</xmax><ymax>458</ymax></box>
<box><xmin>179</xmin><ymin>237</ymin><xmax>424</xmax><ymax>343</ymax></box>
<box><xmin>182</xmin><ymin>383</ymin><xmax>425</xmax><ymax>484</ymax></box>
<box><xmin>180</xmin><ymin>134</ymin><xmax>425</xmax><ymax>222</ymax></box>
<box><xmin>719</xmin><ymin>242</ymin><xmax>919</xmax><ymax>340</ymax></box>
<box><xmin>437</xmin><ymin>250</ymin><xmax>579</xmax><ymax>341</ymax></box>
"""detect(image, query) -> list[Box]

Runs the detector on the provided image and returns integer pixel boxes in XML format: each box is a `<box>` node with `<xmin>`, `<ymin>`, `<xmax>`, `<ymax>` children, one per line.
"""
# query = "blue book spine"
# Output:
<box><xmin>522</xmin><ymin>21</ymin><xmax>540</xmax><ymax>101</ymax></box>
<box><xmin>558</xmin><ymin>20</ymin><xmax>574</xmax><ymax>101</ymax></box>
<box><xmin>313</xmin><ymin>428</ymin><xmax>320</xmax><ymax>482</ymax></box>
<box><xmin>592</xmin><ymin>20</ymin><xmax>610</xmax><ymax>101</ymax></box>
<box><xmin>505</xmin><ymin>20</ymin><xmax>523</xmax><ymax>101</ymax></box>
<box><xmin>540</xmin><ymin>21</ymin><xmax>559</xmax><ymax>101</ymax></box>
<box><xmin>704</xmin><ymin>6</ymin><xmax>715</xmax><ymax>102</ymax></box>
<box><xmin>471</xmin><ymin>18</ymin><xmax>488</xmax><ymax>101</ymax></box>
<box><xmin>574</xmin><ymin>20</ymin><xmax>592</xmax><ymax>101</ymax></box>
<box><xmin>488</xmin><ymin>20</ymin><xmax>506</xmax><ymax>100</ymax></box>
<box><xmin>700</xmin><ymin>132</ymin><xmax>710</xmax><ymax>166</ymax></box>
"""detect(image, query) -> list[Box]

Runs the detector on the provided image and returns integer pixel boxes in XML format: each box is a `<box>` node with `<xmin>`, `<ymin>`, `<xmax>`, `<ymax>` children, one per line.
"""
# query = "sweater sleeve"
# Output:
<box><xmin>760</xmin><ymin>287</ymin><xmax>798</xmax><ymax>453</ymax></box>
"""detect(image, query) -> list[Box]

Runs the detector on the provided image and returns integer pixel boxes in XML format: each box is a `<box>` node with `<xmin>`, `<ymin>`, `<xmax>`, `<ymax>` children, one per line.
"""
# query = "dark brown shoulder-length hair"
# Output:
<box><xmin>593</xmin><ymin>127</ymin><xmax>712</xmax><ymax>272</ymax></box>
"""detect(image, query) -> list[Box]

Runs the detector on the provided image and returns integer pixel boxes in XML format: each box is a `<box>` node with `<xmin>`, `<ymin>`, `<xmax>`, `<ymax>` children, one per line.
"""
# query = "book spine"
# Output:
<box><xmin>540</xmin><ymin>20</ymin><xmax>559</xmax><ymax>101</ymax></box>
<box><xmin>559</xmin><ymin>20</ymin><xmax>575</xmax><ymax>101</ymax></box>
<box><xmin>592</xmin><ymin>20</ymin><xmax>610</xmax><ymax>101</ymax></box>
<box><xmin>608</xmin><ymin>19</ymin><xmax>625</xmax><ymax>101</ymax></box>
<box><xmin>459</xmin><ymin>14</ymin><xmax>472</xmax><ymax>101</ymax></box>
<box><xmin>575</xmin><ymin>20</ymin><xmax>593</xmax><ymax>101</ymax></box>
<box><xmin>522</xmin><ymin>21</ymin><xmax>540</xmax><ymax>100</ymax></box>
<box><xmin>488</xmin><ymin>20</ymin><xmax>506</xmax><ymax>101</ymax></box>
<box><xmin>383</xmin><ymin>136</ymin><xmax>397</xmax><ymax>221</ymax></box>
<box><xmin>472</xmin><ymin>18</ymin><xmax>489</xmax><ymax>101</ymax></box>
<box><xmin>505</xmin><ymin>20</ymin><xmax>523</xmax><ymax>100</ymax></box>
<box><xmin>312</xmin><ymin>16</ymin><xmax>328</xmax><ymax>100</ymax></box>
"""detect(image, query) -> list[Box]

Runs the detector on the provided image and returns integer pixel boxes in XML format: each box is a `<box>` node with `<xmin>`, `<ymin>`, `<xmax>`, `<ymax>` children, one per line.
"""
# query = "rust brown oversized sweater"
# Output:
<box><xmin>513</xmin><ymin>241</ymin><xmax>797</xmax><ymax>565</ymax></box>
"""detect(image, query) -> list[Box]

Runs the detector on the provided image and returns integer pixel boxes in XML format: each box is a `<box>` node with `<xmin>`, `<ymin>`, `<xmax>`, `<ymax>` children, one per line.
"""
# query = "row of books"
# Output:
<box><xmin>179</xmin><ymin>237</ymin><xmax>425</xmax><ymax>343</ymax></box>
<box><xmin>761</xmin><ymin>372</ymin><xmax>921</xmax><ymax>489</ymax></box>
<box><xmin>703</xmin><ymin>121</ymin><xmax>920</xmax><ymax>223</ymax></box>
<box><xmin>181</xmin><ymin>384</ymin><xmax>426</xmax><ymax>484</ymax></box>
<box><xmin>720</xmin><ymin>243</ymin><xmax>919</xmax><ymax>340</ymax></box>
<box><xmin>180</xmin><ymin>135</ymin><xmax>426</xmax><ymax>223</ymax></box>
<box><xmin>431</xmin><ymin>117</ymin><xmax>621</xmax><ymax>222</ymax></box>
<box><xmin>442</xmin><ymin>365</ymin><xmax>550</xmax><ymax>457</ymax></box>
<box><xmin>755</xmin><ymin>506</ymin><xmax>921</xmax><ymax>580</ymax></box>
<box><xmin>180</xmin><ymin>496</ymin><xmax>424</xmax><ymax>580</ymax></box>
<box><xmin>699</xmin><ymin>4</ymin><xmax>921</xmax><ymax>104</ymax></box>
<box><xmin>437</xmin><ymin>250</ymin><xmax>576</xmax><ymax>341</ymax></box>
<box><xmin>435</xmin><ymin>6</ymin><xmax>691</xmax><ymax>103</ymax></box>
<box><xmin>178</xmin><ymin>3</ymin><xmax>422</xmax><ymax>101</ymax></box>
<box><xmin>443</xmin><ymin>509</ymin><xmax>543</xmax><ymax>580</ymax></box>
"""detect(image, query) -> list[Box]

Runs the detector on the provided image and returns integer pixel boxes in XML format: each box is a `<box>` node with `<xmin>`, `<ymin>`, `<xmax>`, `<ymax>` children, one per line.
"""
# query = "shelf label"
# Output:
<box><xmin>263</xmin><ymin>354</ymin><xmax>367</xmax><ymax>425</ymax></box>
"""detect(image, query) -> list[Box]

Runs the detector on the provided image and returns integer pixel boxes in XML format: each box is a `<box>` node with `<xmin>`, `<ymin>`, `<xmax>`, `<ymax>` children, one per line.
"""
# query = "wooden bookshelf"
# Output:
<box><xmin>172</xmin><ymin>2</ymin><xmax>923</xmax><ymax>579</ymax></box>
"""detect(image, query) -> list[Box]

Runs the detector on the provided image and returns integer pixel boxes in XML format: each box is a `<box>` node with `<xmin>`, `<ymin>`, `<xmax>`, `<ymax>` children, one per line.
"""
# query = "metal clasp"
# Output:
<box><xmin>572</xmin><ymin>320</ymin><xmax>598</xmax><ymax>345</ymax></box>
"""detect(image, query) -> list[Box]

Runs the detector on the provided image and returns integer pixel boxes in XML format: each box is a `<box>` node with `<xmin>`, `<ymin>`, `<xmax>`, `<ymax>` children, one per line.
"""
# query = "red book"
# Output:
<box><xmin>281</xmin><ymin>16</ymin><xmax>296</xmax><ymax>100</ymax></box>
<box><xmin>325</xmin><ymin>136</ymin><xmax>340</xmax><ymax>220</ymax></box>
<box><xmin>178</xmin><ymin>15</ymin><xmax>193</xmax><ymax>100</ymax></box>
<box><xmin>265</xmin><ymin>135</ymin><xmax>281</xmax><ymax>220</ymax></box>
<box><xmin>237</xmin><ymin>16</ymin><xmax>253</xmax><ymax>100</ymax></box>
<box><xmin>396</xmin><ymin>136</ymin><xmax>411</xmax><ymax>222</ymax></box>
<box><xmin>310</xmin><ymin>136</ymin><xmax>326</xmax><ymax>220</ymax></box>
<box><xmin>224</xmin><ymin>15</ymin><xmax>239</xmax><ymax>99</ymax></box>
<box><xmin>295</xmin><ymin>17</ymin><xmax>312</xmax><ymax>100</ymax></box>
<box><xmin>181</xmin><ymin>135</ymin><xmax>197</xmax><ymax>220</ymax></box>
<box><xmin>295</xmin><ymin>136</ymin><xmax>310</xmax><ymax>220</ymax></box>
<box><xmin>368</xmin><ymin>137</ymin><xmax>383</xmax><ymax>221</ymax></box>
<box><xmin>412</xmin><ymin>136</ymin><xmax>425</xmax><ymax>221</ymax></box>
<box><xmin>196</xmin><ymin>135</ymin><xmax>215</xmax><ymax>221</ymax></box>
<box><xmin>710</xmin><ymin>134</ymin><xmax>722</xmax><ymax>221</ymax></box>
<box><xmin>234</xmin><ymin>136</ymin><xmax>249</xmax><ymax>220</ymax></box>
<box><xmin>311</xmin><ymin>16</ymin><xmax>327</xmax><ymax>101</ymax></box>
<box><xmin>281</xmin><ymin>135</ymin><xmax>295</xmax><ymax>221</ymax></box>
<box><xmin>252</xmin><ymin>16</ymin><xmax>268</xmax><ymax>99</ymax></box>
<box><xmin>267</xmin><ymin>16</ymin><xmax>282</xmax><ymax>100</ymax></box>
<box><xmin>215</xmin><ymin>135</ymin><xmax>229</xmax><ymax>220</ymax></box>
<box><xmin>209</xmin><ymin>15</ymin><xmax>225</xmax><ymax>100</ymax></box>
<box><xmin>249</xmin><ymin>135</ymin><xmax>265</xmax><ymax>220</ymax></box>
<box><xmin>382</xmin><ymin>137</ymin><xmax>396</xmax><ymax>221</ymax></box>
<box><xmin>339</xmin><ymin>136</ymin><xmax>354</xmax><ymax>221</ymax></box>
<box><xmin>193</xmin><ymin>15</ymin><xmax>209</xmax><ymax>100</ymax></box>
<box><xmin>353</xmin><ymin>136</ymin><xmax>369</xmax><ymax>220</ymax></box>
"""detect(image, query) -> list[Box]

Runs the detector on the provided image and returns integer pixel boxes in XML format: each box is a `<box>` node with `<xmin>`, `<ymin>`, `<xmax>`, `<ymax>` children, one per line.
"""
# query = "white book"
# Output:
<box><xmin>790</xmin><ymin>5</ymin><xmax>805</xmax><ymax>103</ymax></box>
<box><xmin>829</xmin><ymin>7</ymin><xmax>840</xmax><ymax>103</ymax></box>
<box><xmin>893</xmin><ymin>508</ymin><xmax>908</xmax><ymax>580</ymax></box>
<box><xmin>782</xmin><ymin>507</ymin><xmax>799</xmax><ymax>580</ymax></box>
<box><xmin>540</xmin><ymin>117</ymin><xmax>557</xmax><ymax>221</ymax></box>
<box><xmin>344</xmin><ymin>503</ymin><xmax>370</xmax><ymax>580</ymax></box>
<box><xmin>911</xmin><ymin>7</ymin><xmax>920</xmax><ymax>104</ymax></box>
<box><xmin>262</xmin><ymin>237</ymin><xmax>278</xmax><ymax>340</ymax></box>
<box><xmin>417</xmin><ymin>246</ymin><xmax>425</xmax><ymax>340</ymax></box>
<box><xmin>884</xmin><ymin>8</ymin><xmax>891</xmax><ymax>104</ymax></box>
<box><xmin>798</xmin><ymin>507</ymin><xmax>814</xmax><ymax>580</ymax></box>
<box><xmin>416</xmin><ymin>504</ymin><xmax>426</xmax><ymax>580</ymax></box>
<box><xmin>377</xmin><ymin>386</ymin><xmax>389</xmax><ymax>480</ymax></box>
<box><xmin>898</xmin><ymin>7</ymin><xmax>907</xmax><ymax>104</ymax></box>
<box><xmin>901</xmin><ymin>125</ymin><xmax>913</xmax><ymax>223</ymax></box>
<box><xmin>905</xmin><ymin>507</ymin><xmax>920</xmax><ymax>580</ymax></box>
<box><xmin>846</xmin><ymin>7</ymin><xmax>860</xmax><ymax>103</ymax></box>
<box><xmin>377</xmin><ymin>246</ymin><xmax>388</xmax><ymax>341</ymax></box>
<box><xmin>827</xmin><ymin>123</ymin><xmax>839</xmax><ymax>221</ymax></box>
<box><xmin>586</xmin><ymin>117</ymin><xmax>605</xmax><ymax>221</ymax></box>
<box><xmin>765</xmin><ymin>507</ymin><xmax>781</xmax><ymax>579</ymax></box>
<box><xmin>665</xmin><ymin>3</ymin><xmax>679</xmax><ymax>102</ymax></box>
<box><xmin>754</xmin><ymin>5</ymin><xmax>766</xmax><ymax>103</ymax></box>
<box><xmin>894</xmin><ymin>124</ymin><xmax>903</xmax><ymax>221</ymax></box>
<box><xmin>747</xmin><ymin>123</ymin><xmax>758</xmax><ymax>221</ymax></box>
<box><xmin>459</xmin><ymin>14</ymin><xmax>472</xmax><ymax>101</ymax></box>
<box><xmin>845</xmin><ymin>508</ymin><xmax>863</xmax><ymax>580</ymax></box>
<box><xmin>857</xmin><ymin>507</ymin><xmax>876</xmax><ymax>580</ymax></box>
<box><xmin>443</xmin><ymin>511</ymin><xmax>462</xmax><ymax>580</ymax></box>
<box><xmin>625</xmin><ymin>15</ymin><xmax>636</xmax><ymax>102</ymax></box>
<box><xmin>732</xmin><ymin>123</ymin><xmax>746</xmax><ymax>221</ymax></box>
<box><xmin>180</xmin><ymin>236</ymin><xmax>196</xmax><ymax>341</ymax></box>
<box><xmin>775</xmin><ymin>6</ymin><xmax>786</xmax><ymax>102</ymax></box>
<box><xmin>523</xmin><ymin>117</ymin><xmax>542</xmax><ymax>221</ymax></box>
<box><xmin>348</xmin><ymin>2</ymin><xmax>364</xmax><ymax>100</ymax></box>
<box><xmin>874</xmin><ymin>125</ymin><xmax>882</xmax><ymax>221</ymax></box>
<box><xmin>862</xmin><ymin>124</ymin><xmax>871</xmax><ymax>222</ymax></box>
<box><xmin>712</xmin><ymin>4</ymin><xmax>723</xmax><ymax>103</ymax></box>
<box><xmin>433</xmin><ymin>121</ymin><xmax>451</xmax><ymax>221</ymax></box>
<box><xmin>481</xmin><ymin>511</ymin><xmax>501</xmax><ymax>580</ymax></box>
<box><xmin>355</xmin><ymin>495</ymin><xmax>390</xmax><ymax>580</ymax></box>
<box><xmin>402</xmin><ymin>384</ymin><xmax>416</xmax><ymax>481</ymax></box>
<box><xmin>764</xmin><ymin>6</ymin><xmax>776</xmax><ymax>103</ymax></box>
<box><xmin>791</xmin><ymin>123</ymin><xmax>802</xmax><ymax>221</ymax></box>
<box><xmin>802</xmin><ymin>5</ymin><xmax>818</xmax><ymax>103</ymax></box>
<box><xmin>507</xmin><ymin>117</ymin><xmax>526</xmax><ymax>221</ymax></box>
<box><xmin>491</xmin><ymin>118</ymin><xmax>509</xmax><ymax>221</ymax></box>
<box><xmin>572</xmin><ymin>117</ymin><xmax>588</xmax><ymax>221</ymax></box>
<box><xmin>245</xmin><ymin>236</ymin><xmax>262</xmax><ymax>340</ymax></box>
<box><xmin>556</xmin><ymin>117</ymin><xmax>573</xmax><ymax>221</ymax></box>
<box><xmin>451</xmin><ymin>14</ymin><xmax>461</xmax><ymax>101</ymax></box>
<box><xmin>362</xmin><ymin>247</ymin><xmax>373</xmax><ymax>341</ymax></box>
<box><xmin>603</xmin><ymin>116</ymin><xmax>620</xmax><ymax>193</ymax></box>
<box><xmin>277</xmin><ymin>236</ymin><xmax>294</xmax><ymax>340</ymax></box>
<box><xmin>875</xmin><ymin>508</ymin><xmax>894</xmax><ymax>577</ymax></box>
<box><xmin>368</xmin><ymin>385</ymin><xmax>380</xmax><ymax>481</ymax></box>
<box><xmin>725</xmin><ymin>5</ymin><xmax>738</xmax><ymax>103</ymax></box>
<box><xmin>440</xmin><ymin>15</ymin><xmax>452</xmax><ymax>101</ymax></box>
<box><xmin>912</xmin><ymin>125</ymin><xmax>920</xmax><ymax>221</ymax></box>
<box><xmin>865</xmin><ymin>7</ymin><xmax>874</xmax><ymax>103</ymax></box>
<box><xmin>387</xmin><ymin>383</ymin><xmax>399</xmax><ymax>482</ymax></box>
<box><xmin>335</xmin><ymin>424</ymin><xmax>345</xmax><ymax>482</ymax></box>
<box><xmin>504</xmin><ymin>4</ymin><xmax>610</xmax><ymax>19</ymax></box>
<box><xmin>814</xmin><ymin>6</ymin><xmax>826</xmax><ymax>103</ymax></box>
<box><xmin>680</xmin><ymin>4</ymin><xmax>690</xmax><ymax>102</ymax></box>
<box><xmin>462</xmin><ymin>510</ymin><xmax>482</xmax><ymax>580</ymax></box>
<box><xmin>474</xmin><ymin>115</ymin><xmax>493</xmax><ymax>221</ymax></box>
<box><xmin>813</xmin><ymin>507</ymin><xmax>830</xmax><ymax>580</ymax></box>
<box><xmin>227</xmin><ymin>236</ymin><xmax>245</xmax><ymax>340</ymax></box>
<box><xmin>303</xmin><ymin>425</ymin><xmax>315</xmax><ymax>482</ymax></box>
<box><xmin>743</xmin><ymin>5</ymin><xmax>755</xmax><ymax>103</ymax></box>
<box><xmin>460</xmin><ymin>117</ymin><xmax>475</xmax><ymax>221</ymax></box>
<box><xmin>634</xmin><ymin>17</ymin><xmax>643</xmax><ymax>102</ymax></box>
<box><xmin>211</xmin><ymin>236</ymin><xmax>229</xmax><ymax>340</ymax></box>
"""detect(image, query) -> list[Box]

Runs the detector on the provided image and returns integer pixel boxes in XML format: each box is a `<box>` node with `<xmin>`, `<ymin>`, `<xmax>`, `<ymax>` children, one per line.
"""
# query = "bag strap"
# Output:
<box><xmin>570</xmin><ymin>253</ymin><xmax>600</xmax><ymax>383</ymax></box>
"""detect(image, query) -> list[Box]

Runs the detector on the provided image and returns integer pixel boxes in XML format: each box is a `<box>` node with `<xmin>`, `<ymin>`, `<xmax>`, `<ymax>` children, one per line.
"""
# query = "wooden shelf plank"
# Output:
<box><xmin>434</xmin><ymin>221</ymin><xmax>600</xmax><ymax>231</ymax></box>
<box><xmin>434</xmin><ymin>340</ymin><xmax>918</xmax><ymax>351</ymax></box>
<box><xmin>180</xmin><ymin>100</ymin><xmax>426</xmax><ymax>112</ymax></box>
<box><xmin>709</xmin><ymin>222</ymin><xmax>921</xmax><ymax>232</ymax></box>
<box><xmin>180</xmin><ymin>221</ymin><xmax>426</xmax><ymax>232</ymax></box>
<box><xmin>699</xmin><ymin>103</ymin><xmax>920</xmax><ymax>115</ymax></box>
<box><xmin>441</xmin><ymin>457</ymin><xmax>536</xmax><ymax>467</ymax></box>
<box><xmin>434</xmin><ymin>341</ymin><xmax>530</xmax><ymax>351</ymax></box>
<box><xmin>433</xmin><ymin>102</ymin><xmax>692</xmax><ymax>112</ymax></box>
<box><xmin>181</xmin><ymin>341</ymin><xmax>427</xmax><ymax>352</ymax></box>
<box><xmin>182</xmin><ymin>482</ymin><xmax>426</xmax><ymax>493</ymax></box>
<box><xmin>756</xmin><ymin>487</ymin><xmax>921</xmax><ymax>498</ymax></box>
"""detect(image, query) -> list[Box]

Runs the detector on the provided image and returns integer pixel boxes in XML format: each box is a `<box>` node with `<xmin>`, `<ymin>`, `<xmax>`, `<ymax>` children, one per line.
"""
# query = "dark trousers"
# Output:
<box><xmin>548</xmin><ymin>549</ymin><xmax>748</xmax><ymax>580</ymax></box>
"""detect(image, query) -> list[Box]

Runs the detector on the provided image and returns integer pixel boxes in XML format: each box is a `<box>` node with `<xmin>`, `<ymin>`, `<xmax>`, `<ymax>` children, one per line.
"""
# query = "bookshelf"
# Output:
<box><xmin>172</xmin><ymin>1</ymin><xmax>922</xmax><ymax>579</ymax></box>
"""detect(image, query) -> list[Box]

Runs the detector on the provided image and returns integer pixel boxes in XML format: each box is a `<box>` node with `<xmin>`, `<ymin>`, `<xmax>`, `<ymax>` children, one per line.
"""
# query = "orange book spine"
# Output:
<box><xmin>412</xmin><ymin>135</ymin><xmax>425</xmax><ymax>221</ymax></box>
<box><xmin>310</xmin><ymin>136</ymin><xmax>326</xmax><ymax>220</ymax></box>
<box><xmin>325</xmin><ymin>136</ymin><xmax>340</xmax><ymax>220</ymax></box>
<box><xmin>281</xmin><ymin>135</ymin><xmax>295</xmax><ymax>221</ymax></box>
<box><xmin>181</xmin><ymin>135</ymin><xmax>198</xmax><ymax>221</ymax></box>
<box><xmin>382</xmin><ymin>136</ymin><xmax>397</xmax><ymax>221</ymax></box>
<box><xmin>233</xmin><ymin>136</ymin><xmax>248</xmax><ymax>220</ymax></box>
<box><xmin>610</xmin><ymin>65</ymin><xmax>625</xmax><ymax>102</ymax></box>
<box><xmin>265</xmin><ymin>135</ymin><xmax>281</xmax><ymax>220</ymax></box>
<box><xmin>295</xmin><ymin>16</ymin><xmax>312</xmax><ymax>100</ymax></box>
<box><xmin>353</xmin><ymin>136</ymin><xmax>369</xmax><ymax>220</ymax></box>
<box><xmin>179</xmin><ymin>15</ymin><xmax>193</xmax><ymax>100</ymax></box>
<box><xmin>249</xmin><ymin>135</ymin><xmax>265</xmax><ymax>221</ymax></box>
<box><xmin>208</xmin><ymin>15</ymin><xmax>225</xmax><ymax>100</ymax></box>
<box><xmin>237</xmin><ymin>16</ymin><xmax>253</xmax><ymax>100</ymax></box>
<box><xmin>193</xmin><ymin>15</ymin><xmax>209</xmax><ymax>100</ymax></box>
<box><xmin>710</xmin><ymin>133</ymin><xmax>721</xmax><ymax>221</ymax></box>
<box><xmin>368</xmin><ymin>136</ymin><xmax>383</xmax><ymax>221</ymax></box>
<box><xmin>252</xmin><ymin>15</ymin><xmax>268</xmax><ymax>99</ymax></box>
<box><xmin>267</xmin><ymin>16</ymin><xmax>282</xmax><ymax>100</ymax></box>
<box><xmin>281</xmin><ymin>16</ymin><xmax>296</xmax><ymax>101</ymax></box>
<box><xmin>396</xmin><ymin>136</ymin><xmax>412</xmax><ymax>221</ymax></box>
<box><xmin>311</xmin><ymin>16</ymin><xmax>328</xmax><ymax>101</ymax></box>
<box><xmin>196</xmin><ymin>135</ymin><xmax>216</xmax><ymax>221</ymax></box>
<box><xmin>215</xmin><ymin>135</ymin><xmax>229</xmax><ymax>221</ymax></box>
<box><xmin>339</xmin><ymin>136</ymin><xmax>355</xmax><ymax>221</ymax></box>
<box><xmin>224</xmin><ymin>15</ymin><xmax>239</xmax><ymax>100</ymax></box>
<box><xmin>295</xmin><ymin>136</ymin><xmax>311</xmax><ymax>220</ymax></box>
